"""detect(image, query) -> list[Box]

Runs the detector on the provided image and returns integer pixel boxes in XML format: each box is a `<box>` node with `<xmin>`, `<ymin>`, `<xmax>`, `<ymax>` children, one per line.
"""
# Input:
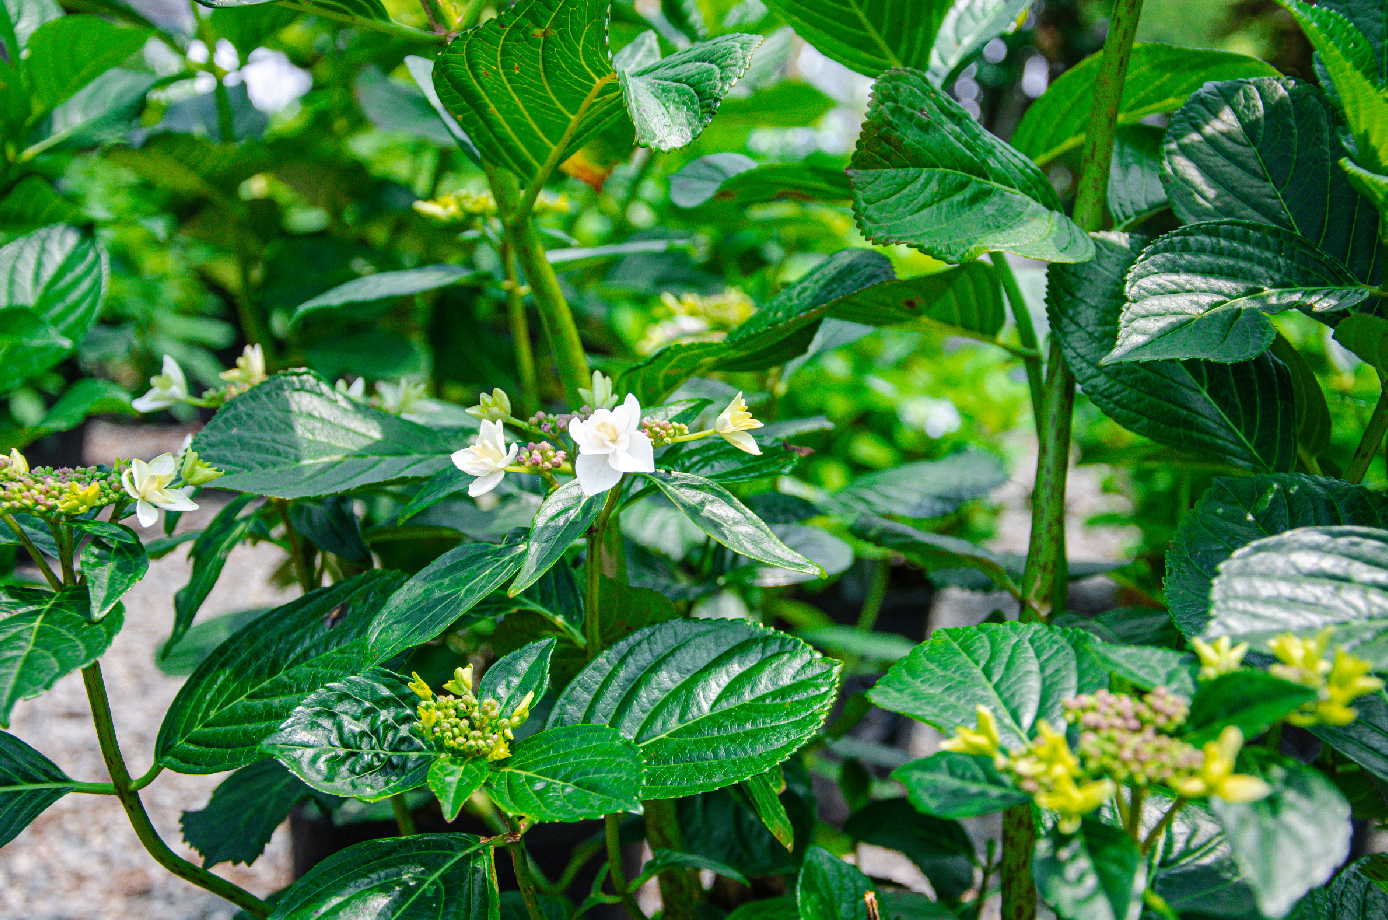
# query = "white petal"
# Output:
<box><xmin>148</xmin><ymin>453</ymin><xmax>178</xmax><ymax>478</ymax></box>
<box><xmin>131</xmin><ymin>392</ymin><xmax>173</xmax><ymax>413</ymax></box>
<box><xmin>722</xmin><ymin>430</ymin><xmax>761</xmax><ymax>455</ymax></box>
<box><xmin>155</xmin><ymin>488</ymin><xmax>199</xmax><ymax>512</ymax></box>
<box><xmin>610</xmin><ymin>394</ymin><xmax>642</xmax><ymax>435</ymax></box>
<box><xmin>135</xmin><ymin>500</ymin><xmax>158</xmax><ymax>528</ymax></box>
<box><xmin>575</xmin><ymin>454</ymin><xmax>622</xmax><ymax>496</ymax></box>
<box><xmin>468</xmin><ymin>470</ymin><xmax>504</xmax><ymax>497</ymax></box>
<box><xmin>502</xmin><ymin>442</ymin><xmax>519</xmax><ymax>466</ymax></box>
<box><xmin>613</xmin><ymin>431</ymin><xmax>655</xmax><ymax>472</ymax></box>
<box><xmin>479</xmin><ymin>419</ymin><xmax>507</xmax><ymax>452</ymax></box>
<box><xmin>569</xmin><ymin>417</ymin><xmax>611</xmax><ymax>455</ymax></box>
<box><xmin>453</xmin><ymin>447</ymin><xmax>496</xmax><ymax>476</ymax></box>
<box><xmin>121</xmin><ymin>467</ymin><xmax>140</xmax><ymax>501</ymax></box>
<box><xmin>162</xmin><ymin>355</ymin><xmax>188</xmax><ymax>395</ymax></box>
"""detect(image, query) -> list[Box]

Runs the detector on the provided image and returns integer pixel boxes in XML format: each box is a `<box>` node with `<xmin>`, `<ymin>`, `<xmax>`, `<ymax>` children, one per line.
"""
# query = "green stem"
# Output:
<box><xmin>0</xmin><ymin>780</ymin><xmax>116</xmax><ymax>794</ymax></box>
<box><xmin>643</xmin><ymin>798</ymin><xmax>699</xmax><ymax>920</ymax></box>
<box><xmin>500</xmin><ymin>234</ymin><xmax>539</xmax><ymax>418</ymax></box>
<box><xmin>278</xmin><ymin>0</ymin><xmax>442</xmax><ymax>43</ymax></box>
<box><xmin>1124</xmin><ymin>787</ymin><xmax>1145</xmax><ymax>840</ymax></box>
<box><xmin>989</xmin><ymin>253</ymin><xmax>1043</xmax><ymax>427</ymax></box>
<box><xmin>1139</xmin><ymin>797</ymin><xmax>1187</xmax><ymax>855</ymax></box>
<box><xmin>391</xmin><ymin>794</ymin><xmax>417</xmax><ymax>836</ymax></box>
<box><xmin>841</xmin><ymin>559</ymin><xmax>890</xmax><ymax>676</ymax></box>
<box><xmin>189</xmin><ymin>0</ymin><xmax>235</xmax><ymax>144</ymax></box>
<box><xmin>3</xmin><ymin>513</ymin><xmax>60</xmax><ymax>589</ymax></box>
<box><xmin>605</xmin><ymin>814</ymin><xmax>650</xmax><ymax>920</ymax></box>
<box><xmin>81</xmin><ymin>662</ymin><xmax>271</xmax><ymax>917</ymax></box>
<box><xmin>513</xmin><ymin>74</ymin><xmax>617</xmax><ymax>224</ymax></box>
<box><xmin>584</xmin><ymin>488</ymin><xmax>622</xmax><ymax>659</ymax></box>
<box><xmin>130</xmin><ymin>763</ymin><xmax>164</xmax><ymax>791</ymax></box>
<box><xmin>273</xmin><ymin>499</ymin><xmax>316</xmax><ymax>593</ymax></box>
<box><xmin>50</xmin><ymin>520</ymin><xmax>75</xmax><ymax>585</ymax></box>
<box><xmin>507</xmin><ymin>827</ymin><xmax>548</xmax><ymax>920</ymax></box>
<box><xmin>417</xmin><ymin>0</ymin><xmax>449</xmax><ymax>31</ymax></box>
<box><xmin>1347</xmin><ymin>380</ymin><xmax>1388</xmax><ymax>484</ymax></box>
<box><xmin>455</xmin><ymin>0</ymin><xmax>487</xmax><ymax>30</ymax></box>
<box><xmin>973</xmin><ymin>842</ymin><xmax>997</xmax><ymax>920</ymax></box>
<box><xmin>999</xmin><ymin>805</ymin><xmax>1037</xmax><ymax>920</ymax></box>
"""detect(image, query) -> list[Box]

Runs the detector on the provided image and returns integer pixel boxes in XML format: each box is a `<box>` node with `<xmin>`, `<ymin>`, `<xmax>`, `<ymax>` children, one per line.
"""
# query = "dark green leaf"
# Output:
<box><xmin>1163</xmin><ymin>77</ymin><xmax>1380</xmax><ymax>282</ymax></box>
<box><xmin>1081</xmin><ymin>638</ymin><xmax>1196</xmax><ymax>698</ymax></box>
<box><xmin>850</xmin><ymin>516</ymin><xmax>1020</xmax><ymax>596</ymax></box>
<box><xmin>1171</xmin><ymin>476</ymin><xmax>1388</xmax><ymax>636</ymax></box>
<box><xmin>193</xmin><ymin>371</ymin><xmax>463</xmax><ymax>499</ymax></box>
<box><xmin>892</xmin><ymin>751</ymin><xmax>1028</xmax><ymax>818</ymax></box>
<box><xmin>796</xmin><ymin>845</ymin><xmax>874</xmax><ymax>920</ymax></box>
<box><xmin>72</xmin><ymin>520</ymin><xmax>146</xmax><ymax>623</ymax></box>
<box><xmin>635</xmin><ymin>849</ymin><xmax>749</xmax><ymax>887</ymax></box>
<box><xmin>510</xmin><ymin>481</ymin><xmax>603</xmax><ymax>595</ymax></box>
<box><xmin>871</xmin><ymin>622</ymin><xmax>1106</xmax><ymax>749</ymax></box>
<box><xmin>549</xmin><ymin>618</ymin><xmax>839</xmax><ymax>799</ymax></box>
<box><xmin>621</xmin><ymin>34</ymin><xmax>761</xmax><ymax>150</ymax></box>
<box><xmin>487</xmin><ymin>723</ymin><xmax>644</xmax><ymax>821</ymax></box>
<box><xmin>429</xmin><ymin>756</ymin><xmax>487</xmax><ymax>821</ymax></box>
<box><xmin>1108</xmin><ymin>125</ymin><xmax>1168</xmax><ymax>228</ymax></box>
<box><xmin>1184</xmin><ymin>671</ymin><xmax>1319</xmax><ymax>746</ymax></box>
<box><xmin>0</xmin><ymin>730</ymin><xmax>73</xmax><ymax>847</ymax></box>
<box><xmin>170</xmin><ymin>495</ymin><xmax>258</xmax><ymax>649</ymax></box>
<box><xmin>1034</xmin><ymin>818</ymin><xmax>1147</xmax><ymax>920</ymax></box>
<box><xmin>403</xmin><ymin>55</ymin><xmax>480</xmax><ymax>161</ymax></box>
<box><xmin>1334</xmin><ymin>312</ymin><xmax>1388</xmax><ymax>373</ymax></box>
<box><xmin>827</xmin><ymin>450</ymin><xmax>1007</xmax><ymax>518</ymax></box>
<box><xmin>1148</xmin><ymin>798</ymin><xmax>1260</xmax><ymax>917</ymax></box>
<box><xmin>478</xmin><ymin>638</ymin><xmax>555</xmax><ymax>715</ymax></box>
<box><xmin>0</xmin><ymin>585</ymin><xmax>122</xmax><ymax>728</ymax></box>
<box><xmin>825</xmin><ymin>264</ymin><xmax>1007</xmax><ymax>341</ymax></box>
<box><xmin>356</xmin><ymin>64</ymin><xmax>457</xmax><ymax>147</ymax></box>
<box><xmin>928</xmin><ymin>0</ymin><xmax>1033</xmax><ymax>85</ymax></box>
<box><xmin>180</xmin><ymin>760</ymin><xmax>321</xmax><ymax>868</ymax></box>
<box><xmin>759</xmin><ymin>0</ymin><xmax>938</xmax><ymax>77</ymax></box>
<box><xmin>1314</xmin><ymin>689</ymin><xmax>1388</xmax><ymax>780</ymax></box>
<box><xmin>156</xmin><ymin>571</ymin><xmax>404</xmax><ymax>773</ymax></box>
<box><xmin>25</xmin><ymin>16</ymin><xmax>151</xmax><ymax>113</ymax></box>
<box><xmin>268</xmin><ymin>834</ymin><xmax>498</xmax><ymax>920</ymax></box>
<box><xmin>196</xmin><ymin>0</ymin><xmax>389</xmax><ymax>22</ymax></box>
<box><xmin>397</xmin><ymin>467</ymin><xmax>472</xmax><ymax>524</ymax></box>
<box><xmin>1323</xmin><ymin>0</ymin><xmax>1388</xmax><ymax>80</ymax></box>
<box><xmin>1291</xmin><ymin>855</ymin><xmax>1388</xmax><ymax>919</ymax></box>
<box><xmin>1048</xmin><ymin>232</ymin><xmax>1297</xmax><ymax>473</ymax></box>
<box><xmin>843</xmin><ymin>798</ymin><xmax>974</xmax><ymax>902</ymax></box>
<box><xmin>643</xmin><ymin>471</ymin><xmax>820</xmax><ymax>575</ymax></box>
<box><xmin>367</xmin><ymin>539</ymin><xmax>527</xmax><ymax>662</ymax></box>
<box><xmin>849</xmin><ymin>68</ymin><xmax>1091</xmax><ymax>264</ymax></box>
<box><xmin>288</xmin><ymin>266</ymin><xmax>477</xmax><ymax>329</ymax></box>
<box><xmin>1011</xmin><ymin>43</ymin><xmax>1278</xmax><ymax>167</ymax></box>
<box><xmin>664</xmin><ymin>437</ymin><xmax>802</xmax><ymax>484</ymax></box>
<box><xmin>741</xmin><ymin>766</ymin><xmax>793</xmax><ymax>850</ymax></box>
<box><xmin>670</xmin><ymin>155</ymin><xmax>850</xmax><ymax>209</ymax></box>
<box><xmin>289</xmin><ymin>497</ymin><xmax>372</xmax><ymax>567</ymax></box>
<box><xmin>1109</xmin><ymin>221</ymin><xmax>1369</xmax><ymax>364</ymax></box>
<box><xmin>1213</xmin><ymin>750</ymin><xmax>1352</xmax><ymax>917</ymax></box>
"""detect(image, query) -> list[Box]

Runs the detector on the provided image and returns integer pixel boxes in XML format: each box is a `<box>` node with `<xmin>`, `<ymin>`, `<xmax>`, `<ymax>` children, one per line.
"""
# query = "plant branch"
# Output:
<box><xmin>500</xmin><ymin>233</ymin><xmax>539</xmax><ymax>418</ymax></box>
<box><xmin>1140</xmin><ymin>797</ymin><xmax>1187</xmax><ymax>855</ymax></box>
<box><xmin>513</xmin><ymin>74</ymin><xmax>616</xmax><ymax>225</ymax></box>
<box><xmin>1347</xmin><ymin>378</ymin><xmax>1388</xmax><ymax>484</ymax></box>
<box><xmin>584</xmin><ymin>487</ymin><xmax>622</xmax><ymax>659</ymax></box>
<box><xmin>507</xmin><ymin>821</ymin><xmax>548</xmax><ymax>920</ymax></box>
<box><xmin>391</xmin><ymin>794</ymin><xmax>417</xmax><ymax>835</ymax></box>
<box><xmin>989</xmin><ymin>253</ymin><xmax>1043</xmax><ymax>427</ymax></box>
<box><xmin>273</xmin><ymin>499</ymin><xmax>316</xmax><ymax>593</ymax></box>
<box><xmin>81</xmin><ymin>662</ymin><xmax>271</xmax><ymax>918</ymax></box>
<box><xmin>605</xmin><ymin>813</ymin><xmax>650</xmax><ymax>920</ymax></box>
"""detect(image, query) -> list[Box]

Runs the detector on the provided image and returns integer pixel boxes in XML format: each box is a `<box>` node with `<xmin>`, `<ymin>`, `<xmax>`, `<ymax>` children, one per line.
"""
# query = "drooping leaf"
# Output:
<box><xmin>263</xmin><ymin>669</ymin><xmax>433</xmax><ymax>801</ymax></box>
<box><xmin>1011</xmin><ymin>43</ymin><xmax>1278</xmax><ymax>167</ymax></box>
<box><xmin>71</xmin><ymin>520</ymin><xmax>146</xmax><ymax>623</ymax></box>
<box><xmin>0</xmin><ymin>224</ymin><xmax>107</xmax><ymax>393</ymax></box>
<box><xmin>1333</xmin><ymin>313</ymin><xmax>1388</xmax><ymax>373</ymax></box>
<box><xmin>1034</xmin><ymin>819</ymin><xmax>1147</xmax><ymax>920</ymax></box>
<box><xmin>850</xmin><ymin>515</ymin><xmax>1021</xmax><ymax>595</ymax></box>
<box><xmin>824</xmin><ymin>264</ymin><xmax>1006</xmax><ymax>341</ymax></box>
<box><xmin>741</xmin><ymin>767</ymin><xmax>794</xmax><ymax>850</ymax></box>
<box><xmin>288</xmin><ymin>266</ymin><xmax>479</xmax><ymax>329</ymax></box>
<box><xmin>0</xmin><ymin>585</ymin><xmax>122</xmax><ymax>728</ymax></box>
<box><xmin>643</xmin><ymin>471</ymin><xmax>821</xmax><ymax>575</ymax></box>
<box><xmin>268</xmin><ymin>834</ymin><xmax>499</xmax><ymax>920</ymax></box>
<box><xmin>1047</xmin><ymin>232</ymin><xmax>1297</xmax><ymax>474</ymax></box>
<box><xmin>758</xmin><ymin>0</ymin><xmax>940</xmax><ymax>77</ymax></box>
<box><xmin>825</xmin><ymin>450</ymin><xmax>1007</xmax><ymax>518</ymax></box>
<box><xmin>1201</xmin><ymin>526</ymin><xmax>1388</xmax><ymax>668</ymax></box>
<box><xmin>1213</xmin><ymin>750</ymin><xmax>1352</xmax><ymax>918</ymax></box>
<box><xmin>634</xmin><ymin>850</ymin><xmax>750</xmax><ymax>888</ymax></box>
<box><xmin>843</xmin><ymin>798</ymin><xmax>974</xmax><ymax>902</ymax></box>
<box><xmin>478</xmin><ymin>638</ymin><xmax>555</xmax><ymax>715</ymax></box>
<box><xmin>180</xmin><ymin>759</ymin><xmax>322</xmax><ymax>868</ymax></box>
<box><xmin>0</xmin><ymin>731</ymin><xmax>73</xmax><ymax>847</ymax></box>
<box><xmin>797</xmin><ymin>846</ymin><xmax>875</xmax><ymax>920</ymax></box>
<box><xmin>871</xmin><ymin>622</ymin><xmax>1106</xmax><ymax>749</ymax></box>
<box><xmin>1163</xmin><ymin>76</ymin><xmax>1381</xmax><ymax>282</ymax></box>
<box><xmin>428</xmin><ymin>756</ymin><xmax>488</xmax><ymax>821</ymax></box>
<box><xmin>849</xmin><ymin>68</ymin><xmax>1091</xmax><ymax>264</ymax></box>
<box><xmin>486</xmin><ymin>723</ymin><xmax>644</xmax><ymax>821</ymax></box>
<box><xmin>892</xmin><ymin>751</ymin><xmax>1029</xmax><ymax>818</ymax></box>
<box><xmin>193</xmin><ymin>371</ymin><xmax>463</xmax><ymax>499</ymax></box>
<box><xmin>549</xmin><ymin>618</ymin><xmax>839</xmax><ymax>799</ymax></box>
<box><xmin>169</xmin><ymin>495</ymin><xmax>259</xmax><ymax>649</ymax></box>
<box><xmin>510</xmin><ymin>481</ymin><xmax>603</xmax><ymax>595</ymax></box>
<box><xmin>620</xmin><ymin>33</ymin><xmax>762</xmax><ymax>150</ymax></box>
<box><xmin>1166</xmin><ymin>474</ymin><xmax>1388</xmax><ymax>636</ymax></box>
<box><xmin>927</xmin><ymin>0</ymin><xmax>1034</xmax><ymax>85</ymax></box>
<box><xmin>289</xmin><ymin>497</ymin><xmax>372</xmax><ymax>568</ymax></box>
<box><xmin>195</xmin><ymin>0</ymin><xmax>390</xmax><ymax>23</ymax></box>
<box><xmin>156</xmin><ymin>571</ymin><xmax>404</xmax><ymax>773</ymax></box>
<box><xmin>367</xmin><ymin>538</ymin><xmax>527</xmax><ymax>662</ymax></box>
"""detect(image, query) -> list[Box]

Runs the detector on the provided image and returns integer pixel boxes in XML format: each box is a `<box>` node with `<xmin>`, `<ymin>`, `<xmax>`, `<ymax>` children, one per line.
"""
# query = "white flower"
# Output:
<box><xmin>568</xmin><ymin>393</ymin><xmax>654</xmax><ymax>496</ymax></box>
<box><xmin>715</xmin><ymin>392</ymin><xmax>763</xmax><ymax>455</ymax></box>
<box><xmin>335</xmin><ymin>377</ymin><xmax>366</xmax><ymax>400</ymax></box>
<box><xmin>452</xmin><ymin>420</ymin><xmax>518</xmax><ymax>497</ymax></box>
<box><xmin>220</xmin><ymin>344</ymin><xmax>267</xmax><ymax>386</ymax></box>
<box><xmin>121</xmin><ymin>454</ymin><xmax>198</xmax><ymax>528</ymax></box>
<box><xmin>378</xmin><ymin>379</ymin><xmax>430</xmax><ymax>416</ymax></box>
<box><xmin>131</xmin><ymin>356</ymin><xmax>190</xmax><ymax>412</ymax></box>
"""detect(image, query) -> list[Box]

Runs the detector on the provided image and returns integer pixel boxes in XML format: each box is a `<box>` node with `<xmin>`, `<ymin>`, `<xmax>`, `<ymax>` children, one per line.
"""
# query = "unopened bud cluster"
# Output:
<box><xmin>0</xmin><ymin>453</ymin><xmax>128</xmax><ymax>518</ymax></box>
<box><xmin>641</xmin><ymin>419</ymin><xmax>689</xmax><ymax>447</ymax></box>
<box><xmin>529</xmin><ymin>408</ymin><xmax>590</xmax><ymax>437</ymax></box>
<box><xmin>518</xmin><ymin>442</ymin><xmax>568</xmax><ymax>471</ymax></box>
<box><xmin>1065</xmin><ymin>688</ymin><xmax>1202</xmax><ymax>787</ymax></box>
<box><xmin>409</xmin><ymin>666</ymin><xmax>533</xmax><ymax>762</ymax></box>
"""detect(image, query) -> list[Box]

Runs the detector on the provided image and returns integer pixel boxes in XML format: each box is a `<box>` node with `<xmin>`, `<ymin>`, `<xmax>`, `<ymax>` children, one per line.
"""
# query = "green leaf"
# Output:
<box><xmin>432</xmin><ymin>0</ymin><xmax>626</xmax><ymax>187</ymax></box>
<box><xmin>263</xmin><ymin>669</ymin><xmax>432</xmax><ymax>801</ymax></box>
<box><xmin>826</xmin><ymin>450</ymin><xmax>1007</xmax><ymax>518</ymax></box>
<box><xmin>403</xmin><ymin>55</ymin><xmax>481</xmax><ymax>162</ymax></box>
<box><xmin>0</xmin><ymin>377</ymin><xmax>135</xmax><ymax>451</ymax></box>
<box><xmin>1273</xmin><ymin>334</ymin><xmax>1333</xmax><ymax>458</ymax></box>
<box><xmin>1148</xmin><ymin>798</ymin><xmax>1260</xmax><ymax>917</ymax></box>
<box><xmin>0</xmin><ymin>585</ymin><xmax>122</xmax><ymax>728</ymax></box>
<box><xmin>849</xmin><ymin>516</ymin><xmax>1020</xmax><ymax>596</ymax></box>
<box><xmin>796</xmin><ymin>845</ymin><xmax>875</xmax><ymax>920</ymax></box>
<box><xmin>1201</xmin><ymin>526</ymin><xmax>1388</xmax><ymax>668</ymax></box>
<box><xmin>156</xmin><ymin>571</ymin><xmax>404</xmax><ymax>773</ymax></box>
<box><xmin>1321</xmin><ymin>1</ymin><xmax>1388</xmax><ymax>81</ymax></box>
<box><xmin>1314</xmin><ymin>689</ymin><xmax>1388</xmax><ymax>780</ymax></box>
<box><xmin>1034</xmin><ymin>818</ymin><xmax>1147</xmax><ymax>920</ymax></box>
<box><xmin>193</xmin><ymin>370</ymin><xmax>463</xmax><ymax>499</ymax></box>
<box><xmin>486</xmin><ymin>723</ymin><xmax>644</xmax><ymax>821</ymax></box>
<box><xmin>479</xmin><ymin>638</ymin><xmax>555</xmax><ymax>714</ymax></box>
<box><xmin>1292</xmin><ymin>855</ymin><xmax>1388</xmax><ymax>919</ymax></box>
<box><xmin>825</xmin><ymin>264</ymin><xmax>1006</xmax><ymax>341</ymax></box>
<box><xmin>24</xmin><ymin>16</ymin><xmax>151</xmax><ymax>114</ymax></box>
<box><xmin>549</xmin><ymin>618</ymin><xmax>840</xmax><ymax>799</ymax></box>
<box><xmin>196</xmin><ymin>0</ymin><xmax>389</xmax><ymax>22</ymax></box>
<box><xmin>643</xmin><ymin>471</ymin><xmax>820</xmax><ymax>575</ymax></box>
<box><xmin>1334</xmin><ymin>312</ymin><xmax>1388</xmax><ymax>373</ymax></box>
<box><xmin>510</xmin><ymin>481</ymin><xmax>603</xmax><ymax>595</ymax></box>
<box><xmin>1011</xmin><ymin>43</ymin><xmax>1278</xmax><ymax>167</ymax></box>
<box><xmin>1183</xmin><ymin>671</ymin><xmax>1319</xmax><ymax>747</ymax></box>
<box><xmin>669</xmin><ymin>155</ymin><xmax>850</xmax><ymax>208</ymax></box>
<box><xmin>71</xmin><ymin>520</ymin><xmax>146</xmax><ymax>623</ymax></box>
<box><xmin>1108</xmin><ymin>125</ymin><xmax>1168</xmax><ymax>228</ymax></box>
<box><xmin>1164</xmin><ymin>77</ymin><xmax>1381</xmax><ymax>282</ymax></box>
<box><xmin>871</xmin><ymin>622</ymin><xmax>1106</xmax><ymax>749</ymax></box>
<box><xmin>396</xmin><ymin>467</ymin><xmax>472</xmax><ymax>524</ymax></box>
<box><xmin>843</xmin><ymin>798</ymin><xmax>974</xmax><ymax>902</ymax></box>
<box><xmin>664</xmin><ymin>436</ymin><xmax>801</xmax><ymax>484</ymax></box>
<box><xmin>0</xmin><ymin>730</ymin><xmax>73</xmax><ymax>847</ymax></box>
<box><xmin>289</xmin><ymin>497</ymin><xmax>372</xmax><ymax>568</ymax></box>
<box><xmin>1048</xmin><ymin>232</ymin><xmax>1297</xmax><ymax>473</ymax></box>
<box><xmin>0</xmin><ymin>224</ymin><xmax>107</xmax><ymax>394</ymax></box>
<box><xmin>1109</xmin><ymin>220</ymin><xmax>1370</xmax><ymax>364</ymax></box>
<box><xmin>428</xmin><ymin>756</ymin><xmax>487</xmax><ymax>821</ymax></box>
<box><xmin>634</xmin><ymin>849</ymin><xmax>750</xmax><ymax>887</ymax></box>
<box><xmin>169</xmin><ymin>494</ymin><xmax>259</xmax><ymax>649</ymax></box>
<box><xmin>1213</xmin><ymin>750</ymin><xmax>1352</xmax><ymax>917</ymax></box>
<box><xmin>759</xmin><ymin>0</ymin><xmax>940</xmax><ymax>77</ymax></box>
<box><xmin>1167</xmin><ymin>474</ymin><xmax>1388</xmax><ymax>636</ymax></box>
<box><xmin>621</xmin><ymin>248</ymin><xmax>894</xmax><ymax>403</ymax></box>
<box><xmin>268</xmin><ymin>834</ymin><xmax>499</xmax><ymax>920</ymax></box>
<box><xmin>180</xmin><ymin>759</ymin><xmax>321</xmax><ymax>868</ymax></box>
<box><xmin>367</xmin><ymin>539</ymin><xmax>527</xmax><ymax>662</ymax></box>
<box><xmin>356</xmin><ymin>64</ymin><xmax>458</xmax><ymax>147</ymax></box>
<box><xmin>288</xmin><ymin>266</ymin><xmax>478</xmax><ymax>329</ymax></box>
<box><xmin>620</xmin><ymin>34</ymin><xmax>761</xmax><ymax>150</ymax></box>
<box><xmin>892</xmin><ymin>751</ymin><xmax>1029</xmax><ymax>818</ymax></box>
<box><xmin>928</xmin><ymin>0</ymin><xmax>1034</xmax><ymax>85</ymax></box>
<box><xmin>849</xmin><ymin>67</ymin><xmax>1091</xmax><ymax>264</ymax></box>
<box><xmin>741</xmin><ymin>766</ymin><xmax>794</xmax><ymax>850</ymax></box>
<box><xmin>1081</xmin><ymin>637</ymin><xmax>1197</xmax><ymax>699</ymax></box>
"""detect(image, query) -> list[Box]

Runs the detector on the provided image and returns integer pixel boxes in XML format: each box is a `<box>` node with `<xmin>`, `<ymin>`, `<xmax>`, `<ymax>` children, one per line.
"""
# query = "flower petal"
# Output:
<box><xmin>612</xmin><ymin>431</ymin><xmax>654</xmax><ymax>473</ymax></box>
<box><xmin>135</xmin><ymin>500</ymin><xmax>158</xmax><ymax>528</ymax></box>
<box><xmin>148</xmin><ymin>453</ymin><xmax>178</xmax><ymax>478</ymax></box>
<box><xmin>468</xmin><ymin>470</ymin><xmax>504</xmax><ymax>497</ymax></box>
<box><xmin>575</xmin><ymin>453</ymin><xmax>622</xmax><ymax>496</ymax></box>
<box><xmin>610</xmin><ymin>394</ymin><xmax>642</xmax><ymax>435</ymax></box>
<box><xmin>721</xmin><ymin>429</ymin><xmax>761</xmax><ymax>456</ymax></box>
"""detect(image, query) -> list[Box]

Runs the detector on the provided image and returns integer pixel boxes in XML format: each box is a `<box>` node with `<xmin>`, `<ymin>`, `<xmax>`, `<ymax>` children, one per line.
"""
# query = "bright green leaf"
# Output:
<box><xmin>478</xmin><ymin>638</ymin><xmax>555</xmax><ymax>714</ymax></box>
<box><xmin>620</xmin><ymin>34</ymin><xmax>761</xmax><ymax>150</ymax></box>
<box><xmin>510</xmin><ymin>481</ymin><xmax>603</xmax><ymax>595</ymax></box>
<box><xmin>892</xmin><ymin>751</ymin><xmax>1028</xmax><ymax>818</ymax></box>
<box><xmin>1184</xmin><ymin>671</ymin><xmax>1319</xmax><ymax>747</ymax></box>
<box><xmin>759</xmin><ymin>0</ymin><xmax>941</xmax><ymax>77</ymax></box>
<box><xmin>1034</xmin><ymin>818</ymin><xmax>1147</xmax><ymax>920</ymax></box>
<box><xmin>428</xmin><ymin>756</ymin><xmax>487</xmax><ymax>821</ymax></box>
<box><xmin>0</xmin><ymin>585</ymin><xmax>122</xmax><ymax>728</ymax></box>
<box><xmin>486</xmin><ymin>723</ymin><xmax>644</xmax><ymax>821</ymax></box>
<box><xmin>24</xmin><ymin>16</ymin><xmax>151</xmax><ymax>114</ymax></box>
<box><xmin>741</xmin><ymin>766</ymin><xmax>793</xmax><ymax>850</ymax></box>
<box><xmin>169</xmin><ymin>495</ymin><xmax>259</xmax><ymax>649</ymax></box>
<box><xmin>797</xmin><ymin>845</ymin><xmax>874</xmax><ymax>920</ymax></box>
<box><xmin>0</xmin><ymin>730</ymin><xmax>73</xmax><ymax>847</ymax></box>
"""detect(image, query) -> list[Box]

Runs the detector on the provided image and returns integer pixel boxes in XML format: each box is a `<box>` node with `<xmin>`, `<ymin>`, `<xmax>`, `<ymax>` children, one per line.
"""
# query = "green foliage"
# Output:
<box><xmin>1034</xmin><ymin>819</ymin><xmax>1147</xmax><ymax>920</ymax></box>
<box><xmin>180</xmin><ymin>760</ymin><xmax>324</xmax><ymax>868</ymax></box>
<box><xmin>0</xmin><ymin>731</ymin><xmax>73</xmax><ymax>847</ymax></box>
<box><xmin>0</xmin><ymin>585</ymin><xmax>122</xmax><ymax>728</ymax></box>
<box><xmin>486</xmin><ymin>723</ymin><xmax>644</xmax><ymax>821</ymax></box>
<box><xmin>892</xmin><ymin>752</ymin><xmax>1029</xmax><ymax>818</ymax></box>
<box><xmin>796</xmin><ymin>846</ymin><xmax>875</xmax><ymax>920</ymax></box>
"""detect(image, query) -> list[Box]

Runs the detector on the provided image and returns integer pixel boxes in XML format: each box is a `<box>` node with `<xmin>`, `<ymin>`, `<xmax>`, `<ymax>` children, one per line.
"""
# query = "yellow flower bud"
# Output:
<box><xmin>939</xmin><ymin>705</ymin><xmax>1003</xmax><ymax>758</ymax></box>
<box><xmin>408</xmin><ymin>672</ymin><xmax>434</xmax><ymax>701</ymax></box>
<box><xmin>1173</xmin><ymin>726</ymin><xmax>1271</xmax><ymax>803</ymax></box>
<box><xmin>1192</xmin><ymin>636</ymin><xmax>1248</xmax><ymax>680</ymax></box>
